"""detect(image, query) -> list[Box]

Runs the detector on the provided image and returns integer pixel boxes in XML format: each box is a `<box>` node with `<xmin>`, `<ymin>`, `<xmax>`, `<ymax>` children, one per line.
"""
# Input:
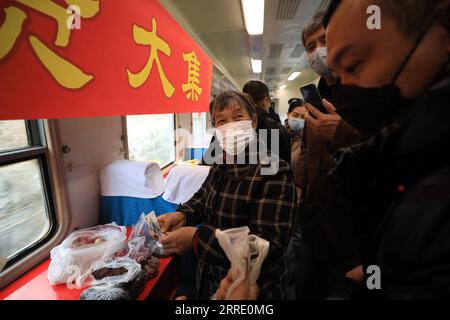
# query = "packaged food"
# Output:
<box><xmin>47</xmin><ymin>223</ymin><xmax>127</xmax><ymax>288</ymax></box>
<box><xmin>80</xmin><ymin>257</ymin><xmax>146</xmax><ymax>300</ymax></box>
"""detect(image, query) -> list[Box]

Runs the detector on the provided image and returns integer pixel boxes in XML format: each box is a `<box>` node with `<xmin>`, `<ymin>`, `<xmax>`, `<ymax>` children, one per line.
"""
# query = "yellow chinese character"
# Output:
<box><xmin>182</xmin><ymin>51</ymin><xmax>202</xmax><ymax>102</ymax></box>
<box><xmin>127</xmin><ymin>18</ymin><xmax>175</xmax><ymax>98</ymax></box>
<box><xmin>0</xmin><ymin>0</ymin><xmax>99</xmax><ymax>89</ymax></box>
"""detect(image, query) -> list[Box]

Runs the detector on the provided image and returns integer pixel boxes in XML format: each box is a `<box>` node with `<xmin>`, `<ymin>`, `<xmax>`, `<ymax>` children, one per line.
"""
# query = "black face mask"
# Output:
<box><xmin>332</xmin><ymin>10</ymin><xmax>442</xmax><ymax>136</ymax></box>
<box><xmin>333</xmin><ymin>83</ymin><xmax>412</xmax><ymax>136</ymax></box>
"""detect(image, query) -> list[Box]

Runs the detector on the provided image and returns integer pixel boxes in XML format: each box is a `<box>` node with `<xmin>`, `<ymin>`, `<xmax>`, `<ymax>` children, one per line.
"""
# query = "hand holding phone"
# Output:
<box><xmin>300</xmin><ymin>84</ymin><xmax>328</xmax><ymax>114</ymax></box>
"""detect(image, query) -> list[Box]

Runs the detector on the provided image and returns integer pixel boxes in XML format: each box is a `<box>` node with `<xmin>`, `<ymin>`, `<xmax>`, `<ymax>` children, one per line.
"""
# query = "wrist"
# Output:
<box><xmin>177</xmin><ymin>212</ymin><xmax>186</xmax><ymax>226</ymax></box>
<box><xmin>191</xmin><ymin>228</ymin><xmax>200</xmax><ymax>255</ymax></box>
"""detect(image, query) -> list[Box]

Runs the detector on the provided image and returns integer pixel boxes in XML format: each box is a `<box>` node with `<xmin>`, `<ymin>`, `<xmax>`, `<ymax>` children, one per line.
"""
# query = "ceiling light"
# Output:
<box><xmin>279</xmin><ymin>84</ymin><xmax>287</xmax><ymax>90</ymax></box>
<box><xmin>288</xmin><ymin>71</ymin><xmax>301</xmax><ymax>81</ymax></box>
<box><xmin>251</xmin><ymin>58</ymin><xmax>262</xmax><ymax>73</ymax></box>
<box><xmin>241</xmin><ymin>0</ymin><xmax>265</xmax><ymax>35</ymax></box>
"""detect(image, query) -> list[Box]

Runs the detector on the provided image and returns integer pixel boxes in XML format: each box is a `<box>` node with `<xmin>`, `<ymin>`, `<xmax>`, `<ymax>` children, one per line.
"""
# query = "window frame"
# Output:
<box><xmin>0</xmin><ymin>120</ymin><xmax>58</xmax><ymax>270</ymax></box>
<box><xmin>123</xmin><ymin>114</ymin><xmax>177</xmax><ymax>170</ymax></box>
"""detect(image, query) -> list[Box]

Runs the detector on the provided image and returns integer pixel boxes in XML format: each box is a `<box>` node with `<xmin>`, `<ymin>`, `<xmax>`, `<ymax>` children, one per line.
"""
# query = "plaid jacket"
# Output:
<box><xmin>178</xmin><ymin>158</ymin><xmax>297</xmax><ymax>300</ymax></box>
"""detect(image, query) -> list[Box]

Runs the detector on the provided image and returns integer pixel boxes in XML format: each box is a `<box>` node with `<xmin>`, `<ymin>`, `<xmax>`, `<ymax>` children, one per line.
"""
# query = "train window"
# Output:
<box><xmin>0</xmin><ymin>120</ymin><xmax>56</xmax><ymax>269</ymax></box>
<box><xmin>126</xmin><ymin>114</ymin><xmax>176</xmax><ymax>168</ymax></box>
<box><xmin>0</xmin><ymin>120</ymin><xmax>29</xmax><ymax>151</ymax></box>
<box><xmin>0</xmin><ymin>160</ymin><xmax>50</xmax><ymax>259</ymax></box>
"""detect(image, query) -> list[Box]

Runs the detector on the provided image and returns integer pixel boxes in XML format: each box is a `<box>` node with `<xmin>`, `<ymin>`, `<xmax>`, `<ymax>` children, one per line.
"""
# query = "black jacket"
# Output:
<box><xmin>268</xmin><ymin>107</ymin><xmax>282</xmax><ymax>124</ymax></box>
<box><xmin>330</xmin><ymin>72</ymin><xmax>450</xmax><ymax>299</ymax></box>
<box><xmin>255</xmin><ymin>107</ymin><xmax>291</xmax><ymax>164</ymax></box>
<box><xmin>298</xmin><ymin>78</ymin><xmax>364</xmax><ymax>271</ymax></box>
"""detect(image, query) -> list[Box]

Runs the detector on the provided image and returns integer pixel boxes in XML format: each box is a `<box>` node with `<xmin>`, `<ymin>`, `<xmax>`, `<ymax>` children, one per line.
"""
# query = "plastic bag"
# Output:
<box><xmin>215</xmin><ymin>227</ymin><xmax>270</xmax><ymax>300</ymax></box>
<box><xmin>91</xmin><ymin>257</ymin><xmax>142</xmax><ymax>286</ymax></box>
<box><xmin>80</xmin><ymin>284</ymin><xmax>131</xmax><ymax>300</ymax></box>
<box><xmin>125</xmin><ymin>213</ymin><xmax>161</xmax><ymax>277</ymax></box>
<box><xmin>128</xmin><ymin>212</ymin><xmax>169</xmax><ymax>258</ymax></box>
<box><xmin>126</xmin><ymin>233</ymin><xmax>150</xmax><ymax>264</ymax></box>
<box><xmin>80</xmin><ymin>257</ymin><xmax>145</xmax><ymax>300</ymax></box>
<box><xmin>247</xmin><ymin>234</ymin><xmax>270</xmax><ymax>284</ymax></box>
<box><xmin>47</xmin><ymin>223</ymin><xmax>127</xmax><ymax>288</ymax></box>
<box><xmin>142</xmin><ymin>255</ymin><xmax>160</xmax><ymax>279</ymax></box>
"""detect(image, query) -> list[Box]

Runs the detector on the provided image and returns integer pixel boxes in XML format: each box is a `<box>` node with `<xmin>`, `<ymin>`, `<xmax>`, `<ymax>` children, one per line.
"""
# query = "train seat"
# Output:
<box><xmin>99</xmin><ymin>160</ymin><xmax>177</xmax><ymax>226</ymax></box>
<box><xmin>162</xmin><ymin>163</ymin><xmax>211</xmax><ymax>205</ymax></box>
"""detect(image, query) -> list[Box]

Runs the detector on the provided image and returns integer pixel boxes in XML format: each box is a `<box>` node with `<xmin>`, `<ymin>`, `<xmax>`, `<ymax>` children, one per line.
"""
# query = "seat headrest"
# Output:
<box><xmin>163</xmin><ymin>164</ymin><xmax>210</xmax><ymax>204</ymax></box>
<box><xmin>101</xmin><ymin>160</ymin><xmax>165</xmax><ymax>198</ymax></box>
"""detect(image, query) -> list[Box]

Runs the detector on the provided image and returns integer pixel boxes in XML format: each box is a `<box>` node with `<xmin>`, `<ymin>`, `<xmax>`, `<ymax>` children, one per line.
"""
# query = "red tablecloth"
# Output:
<box><xmin>0</xmin><ymin>256</ymin><xmax>175</xmax><ymax>300</ymax></box>
<box><xmin>0</xmin><ymin>227</ymin><xmax>178</xmax><ymax>300</ymax></box>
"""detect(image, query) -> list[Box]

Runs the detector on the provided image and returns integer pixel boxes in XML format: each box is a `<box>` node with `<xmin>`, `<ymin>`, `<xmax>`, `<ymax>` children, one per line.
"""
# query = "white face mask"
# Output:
<box><xmin>215</xmin><ymin>120</ymin><xmax>256</xmax><ymax>156</ymax></box>
<box><xmin>308</xmin><ymin>47</ymin><xmax>332</xmax><ymax>77</ymax></box>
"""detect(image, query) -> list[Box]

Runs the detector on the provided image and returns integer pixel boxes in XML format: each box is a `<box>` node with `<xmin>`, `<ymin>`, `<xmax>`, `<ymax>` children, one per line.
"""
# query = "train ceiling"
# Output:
<box><xmin>160</xmin><ymin>0</ymin><xmax>330</xmax><ymax>94</ymax></box>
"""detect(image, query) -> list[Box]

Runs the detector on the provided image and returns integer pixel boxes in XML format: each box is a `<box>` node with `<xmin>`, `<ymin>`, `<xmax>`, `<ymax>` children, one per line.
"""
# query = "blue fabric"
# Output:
<box><xmin>185</xmin><ymin>148</ymin><xmax>207</xmax><ymax>161</ymax></box>
<box><xmin>99</xmin><ymin>195</ymin><xmax>179</xmax><ymax>226</ymax></box>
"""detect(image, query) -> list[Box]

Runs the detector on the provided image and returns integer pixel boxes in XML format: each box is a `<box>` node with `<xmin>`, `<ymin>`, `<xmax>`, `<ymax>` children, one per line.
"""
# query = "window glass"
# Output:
<box><xmin>192</xmin><ymin>112</ymin><xmax>207</xmax><ymax>137</ymax></box>
<box><xmin>0</xmin><ymin>159</ymin><xmax>50</xmax><ymax>259</ymax></box>
<box><xmin>0</xmin><ymin>121</ymin><xmax>29</xmax><ymax>152</ymax></box>
<box><xmin>126</xmin><ymin>114</ymin><xmax>176</xmax><ymax>167</ymax></box>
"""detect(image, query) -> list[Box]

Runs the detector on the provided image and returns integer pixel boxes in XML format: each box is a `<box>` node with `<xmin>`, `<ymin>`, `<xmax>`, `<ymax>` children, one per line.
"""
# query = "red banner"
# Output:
<box><xmin>0</xmin><ymin>0</ymin><xmax>213</xmax><ymax>120</ymax></box>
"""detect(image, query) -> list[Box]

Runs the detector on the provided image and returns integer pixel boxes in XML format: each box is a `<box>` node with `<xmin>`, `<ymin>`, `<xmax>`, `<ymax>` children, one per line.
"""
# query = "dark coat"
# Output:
<box><xmin>284</xmin><ymin>120</ymin><xmax>303</xmax><ymax>198</ymax></box>
<box><xmin>297</xmin><ymin>78</ymin><xmax>365</xmax><ymax>271</ymax></box>
<box><xmin>178</xmin><ymin>152</ymin><xmax>298</xmax><ymax>300</ymax></box>
<box><xmin>330</xmin><ymin>73</ymin><xmax>450</xmax><ymax>299</ymax></box>
<box><xmin>256</xmin><ymin>107</ymin><xmax>291</xmax><ymax>165</ymax></box>
<box><xmin>268</xmin><ymin>107</ymin><xmax>282</xmax><ymax>124</ymax></box>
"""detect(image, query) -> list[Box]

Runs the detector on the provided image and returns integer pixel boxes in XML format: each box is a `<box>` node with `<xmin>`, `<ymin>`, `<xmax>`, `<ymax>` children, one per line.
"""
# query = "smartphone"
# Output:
<box><xmin>300</xmin><ymin>84</ymin><xmax>328</xmax><ymax>114</ymax></box>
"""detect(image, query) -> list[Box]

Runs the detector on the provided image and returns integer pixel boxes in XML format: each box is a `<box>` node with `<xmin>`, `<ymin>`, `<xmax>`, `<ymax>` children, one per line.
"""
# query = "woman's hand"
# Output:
<box><xmin>157</xmin><ymin>212</ymin><xmax>186</xmax><ymax>233</ymax></box>
<box><xmin>215</xmin><ymin>269</ymin><xmax>259</xmax><ymax>300</ymax></box>
<box><xmin>159</xmin><ymin>227</ymin><xmax>197</xmax><ymax>255</ymax></box>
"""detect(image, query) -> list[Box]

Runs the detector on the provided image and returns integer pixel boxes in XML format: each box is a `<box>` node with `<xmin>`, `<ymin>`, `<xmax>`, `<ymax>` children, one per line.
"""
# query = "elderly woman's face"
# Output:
<box><xmin>213</xmin><ymin>102</ymin><xmax>256</xmax><ymax>129</ymax></box>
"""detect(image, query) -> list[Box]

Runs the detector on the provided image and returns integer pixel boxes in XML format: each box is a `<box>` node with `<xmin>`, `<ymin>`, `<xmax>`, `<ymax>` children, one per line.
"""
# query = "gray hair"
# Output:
<box><xmin>302</xmin><ymin>10</ymin><xmax>327</xmax><ymax>47</ymax></box>
<box><xmin>209</xmin><ymin>91</ymin><xmax>257</xmax><ymax>126</ymax></box>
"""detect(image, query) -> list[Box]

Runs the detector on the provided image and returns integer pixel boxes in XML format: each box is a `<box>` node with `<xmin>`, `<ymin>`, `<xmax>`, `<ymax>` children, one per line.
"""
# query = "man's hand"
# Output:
<box><xmin>157</xmin><ymin>212</ymin><xmax>185</xmax><ymax>233</ymax></box>
<box><xmin>159</xmin><ymin>227</ymin><xmax>197</xmax><ymax>255</ymax></box>
<box><xmin>215</xmin><ymin>269</ymin><xmax>259</xmax><ymax>300</ymax></box>
<box><xmin>305</xmin><ymin>99</ymin><xmax>341</xmax><ymax>141</ymax></box>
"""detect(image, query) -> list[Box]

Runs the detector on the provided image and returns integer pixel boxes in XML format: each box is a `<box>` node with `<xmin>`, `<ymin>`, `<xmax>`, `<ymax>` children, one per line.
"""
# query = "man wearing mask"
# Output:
<box><xmin>243</xmin><ymin>80</ymin><xmax>283</xmax><ymax>124</ymax></box>
<box><xmin>243</xmin><ymin>80</ymin><xmax>292</xmax><ymax>164</ymax></box>
<box><xmin>295</xmin><ymin>11</ymin><xmax>366</xmax><ymax>299</ymax></box>
<box><xmin>325</xmin><ymin>0</ymin><xmax>450</xmax><ymax>299</ymax></box>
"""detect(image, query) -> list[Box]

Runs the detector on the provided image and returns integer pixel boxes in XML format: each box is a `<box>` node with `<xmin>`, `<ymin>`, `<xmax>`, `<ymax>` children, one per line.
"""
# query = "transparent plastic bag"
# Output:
<box><xmin>80</xmin><ymin>257</ymin><xmax>145</xmax><ymax>300</ymax></box>
<box><xmin>47</xmin><ymin>223</ymin><xmax>127</xmax><ymax>288</ymax></box>
<box><xmin>215</xmin><ymin>227</ymin><xmax>270</xmax><ymax>300</ymax></box>
<box><xmin>125</xmin><ymin>213</ymin><xmax>161</xmax><ymax>277</ymax></box>
<box><xmin>126</xmin><ymin>232</ymin><xmax>150</xmax><ymax>263</ymax></box>
<box><xmin>91</xmin><ymin>257</ymin><xmax>142</xmax><ymax>286</ymax></box>
<box><xmin>129</xmin><ymin>212</ymin><xmax>169</xmax><ymax>258</ymax></box>
<box><xmin>247</xmin><ymin>234</ymin><xmax>270</xmax><ymax>284</ymax></box>
<box><xmin>80</xmin><ymin>284</ymin><xmax>131</xmax><ymax>300</ymax></box>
